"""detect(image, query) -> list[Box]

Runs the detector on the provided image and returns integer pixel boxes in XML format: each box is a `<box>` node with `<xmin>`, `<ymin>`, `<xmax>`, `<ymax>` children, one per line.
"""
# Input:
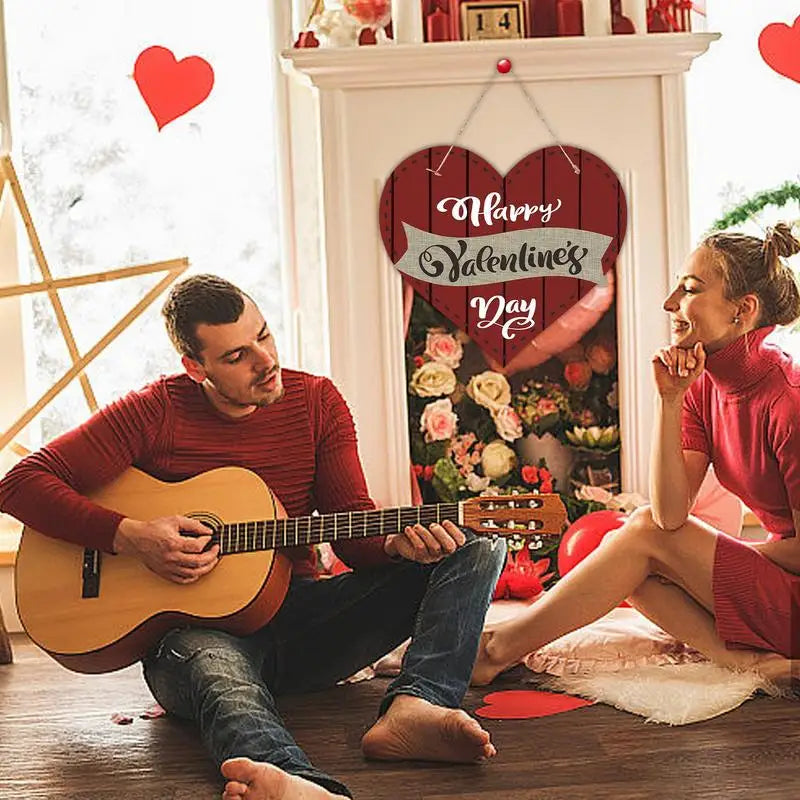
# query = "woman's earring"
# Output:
<box><xmin>732</xmin><ymin>316</ymin><xmax>740</xmax><ymax>324</ymax></box>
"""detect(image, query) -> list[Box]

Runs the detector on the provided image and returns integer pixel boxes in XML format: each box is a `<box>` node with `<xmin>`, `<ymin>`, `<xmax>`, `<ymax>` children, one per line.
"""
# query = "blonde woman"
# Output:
<box><xmin>473</xmin><ymin>223</ymin><xmax>800</xmax><ymax>688</ymax></box>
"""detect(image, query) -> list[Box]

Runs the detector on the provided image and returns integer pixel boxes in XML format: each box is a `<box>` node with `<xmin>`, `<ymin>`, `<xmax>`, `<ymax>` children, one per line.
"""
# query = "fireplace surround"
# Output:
<box><xmin>280</xmin><ymin>33</ymin><xmax>718</xmax><ymax>507</ymax></box>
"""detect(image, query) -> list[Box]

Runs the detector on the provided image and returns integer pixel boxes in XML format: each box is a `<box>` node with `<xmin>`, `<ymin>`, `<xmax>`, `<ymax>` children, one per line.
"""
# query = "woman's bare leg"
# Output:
<box><xmin>473</xmin><ymin>507</ymin><xmax>727</xmax><ymax>684</ymax></box>
<box><xmin>628</xmin><ymin>577</ymin><xmax>792</xmax><ymax>683</ymax></box>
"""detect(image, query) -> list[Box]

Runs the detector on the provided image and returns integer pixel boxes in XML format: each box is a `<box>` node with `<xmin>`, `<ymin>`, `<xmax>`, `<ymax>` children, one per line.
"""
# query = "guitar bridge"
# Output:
<box><xmin>82</xmin><ymin>548</ymin><xmax>101</xmax><ymax>598</ymax></box>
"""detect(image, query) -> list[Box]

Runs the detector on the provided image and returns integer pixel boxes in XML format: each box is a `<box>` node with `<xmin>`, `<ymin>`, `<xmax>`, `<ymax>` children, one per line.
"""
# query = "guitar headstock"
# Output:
<box><xmin>463</xmin><ymin>493</ymin><xmax>567</xmax><ymax>538</ymax></box>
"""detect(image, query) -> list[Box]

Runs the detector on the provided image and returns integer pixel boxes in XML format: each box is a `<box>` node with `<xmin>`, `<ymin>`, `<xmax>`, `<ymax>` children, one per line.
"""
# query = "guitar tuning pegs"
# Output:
<box><xmin>512</xmin><ymin>489</ymin><xmax>520</xmax><ymax>495</ymax></box>
<box><xmin>486</xmin><ymin>502</ymin><xmax>495</xmax><ymax>511</ymax></box>
<box><xmin>484</xmin><ymin>519</ymin><xmax>498</xmax><ymax>529</ymax></box>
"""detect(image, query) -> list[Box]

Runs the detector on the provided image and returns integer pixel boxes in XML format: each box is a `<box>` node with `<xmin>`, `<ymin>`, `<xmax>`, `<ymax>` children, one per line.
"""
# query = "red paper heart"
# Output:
<box><xmin>379</xmin><ymin>146</ymin><xmax>626</xmax><ymax>365</ymax></box>
<box><xmin>476</xmin><ymin>689</ymin><xmax>594</xmax><ymax>720</ymax></box>
<box><xmin>759</xmin><ymin>17</ymin><xmax>800</xmax><ymax>84</ymax></box>
<box><xmin>134</xmin><ymin>46</ymin><xmax>214</xmax><ymax>130</ymax></box>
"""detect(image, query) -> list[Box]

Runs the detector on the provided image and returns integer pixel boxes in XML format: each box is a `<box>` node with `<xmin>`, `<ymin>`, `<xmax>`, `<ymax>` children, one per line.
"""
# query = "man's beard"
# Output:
<box><xmin>209</xmin><ymin>369</ymin><xmax>284</xmax><ymax>409</ymax></box>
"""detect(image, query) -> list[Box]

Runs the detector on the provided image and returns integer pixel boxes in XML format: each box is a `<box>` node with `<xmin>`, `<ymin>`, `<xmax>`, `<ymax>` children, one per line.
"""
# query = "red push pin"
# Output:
<box><xmin>496</xmin><ymin>58</ymin><xmax>512</xmax><ymax>74</ymax></box>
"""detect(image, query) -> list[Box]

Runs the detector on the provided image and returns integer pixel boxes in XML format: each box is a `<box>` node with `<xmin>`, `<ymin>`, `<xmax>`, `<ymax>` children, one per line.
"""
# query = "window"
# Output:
<box><xmin>686</xmin><ymin>1</ymin><xmax>800</xmax><ymax>355</ymax></box>
<box><xmin>3</xmin><ymin>0</ymin><xmax>289</xmax><ymax>447</ymax></box>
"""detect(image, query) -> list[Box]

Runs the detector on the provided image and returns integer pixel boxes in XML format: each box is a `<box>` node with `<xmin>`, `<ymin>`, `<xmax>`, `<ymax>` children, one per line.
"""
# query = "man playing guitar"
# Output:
<box><xmin>0</xmin><ymin>275</ymin><xmax>507</xmax><ymax>800</ymax></box>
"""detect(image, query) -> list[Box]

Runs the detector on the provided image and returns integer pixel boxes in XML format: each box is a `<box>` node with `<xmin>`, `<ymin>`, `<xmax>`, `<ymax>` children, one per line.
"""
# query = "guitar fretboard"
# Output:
<box><xmin>212</xmin><ymin>503</ymin><xmax>461</xmax><ymax>555</ymax></box>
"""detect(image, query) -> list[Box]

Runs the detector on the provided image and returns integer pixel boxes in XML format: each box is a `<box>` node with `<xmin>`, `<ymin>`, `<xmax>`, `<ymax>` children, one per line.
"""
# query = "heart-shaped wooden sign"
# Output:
<box><xmin>759</xmin><ymin>16</ymin><xmax>800</xmax><ymax>84</ymax></box>
<box><xmin>475</xmin><ymin>689</ymin><xmax>594</xmax><ymax>720</ymax></box>
<box><xmin>379</xmin><ymin>146</ymin><xmax>627</xmax><ymax>365</ymax></box>
<box><xmin>134</xmin><ymin>46</ymin><xmax>215</xmax><ymax>130</ymax></box>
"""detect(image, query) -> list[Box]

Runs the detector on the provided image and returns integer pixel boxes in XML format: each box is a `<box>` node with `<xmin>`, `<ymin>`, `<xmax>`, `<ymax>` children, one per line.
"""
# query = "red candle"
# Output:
<box><xmin>557</xmin><ymin>0</ymin><xmax>584</xmax><ymax>35</ymax></box>
<box><xmin>532</xmin><ymin>0</ymin><xmax>559</xmax><ymax>36</ymax></box>
<box><xmin>426</xmin><ymin>7</ymin><xmax>451</xmax><ymax>41</ymax></box>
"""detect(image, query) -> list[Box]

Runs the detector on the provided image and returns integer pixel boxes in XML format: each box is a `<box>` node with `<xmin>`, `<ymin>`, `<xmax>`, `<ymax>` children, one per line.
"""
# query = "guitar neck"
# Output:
<box><xmin>214</xmin><ymin>503</ymin><xmax>461</xmax><ymax>554</ymax></box>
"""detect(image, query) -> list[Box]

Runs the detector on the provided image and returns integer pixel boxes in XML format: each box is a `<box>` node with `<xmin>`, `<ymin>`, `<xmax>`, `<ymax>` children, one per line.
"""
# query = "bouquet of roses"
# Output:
<box><xmin>512</xmin><ymin>379</ymin><xmax>572</xmax><ymax>441</ymax></box>
<box><xmin>407</xmin><ymin>297</ymin><xmax>532</xmax><ymax>502</ymax></box>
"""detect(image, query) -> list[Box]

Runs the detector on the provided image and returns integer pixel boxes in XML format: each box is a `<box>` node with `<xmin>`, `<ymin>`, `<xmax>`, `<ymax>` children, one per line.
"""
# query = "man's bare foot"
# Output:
<box><xmin>471</xmin><ymin>629</ymin><xmax>517</xmax><ymax>687</ymax></box>
<box><xmin>361</xmin><ymin>695</ymin><xmax>496</xmax><ymax>763</ymax></box>
<box><xmin>221</xmin><ymin>758</ymin><xmax>347</xmax><ymax>800</ymax></box>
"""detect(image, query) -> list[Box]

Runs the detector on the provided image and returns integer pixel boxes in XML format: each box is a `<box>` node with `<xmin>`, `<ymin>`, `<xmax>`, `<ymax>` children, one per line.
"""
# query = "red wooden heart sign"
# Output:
<box><xmin>134</xmin><ymin>46</ymin><xmax>215</xmax><ymax>130</ymax></box>
<box><xmin>379</xmin><ymin>146</ymin><xmax>627</xmax><ymax>365</ymax></box>
<box><xmin>759</xmin><ymin>16</ymin><xmax>800</xmax><ymax>84</ymax></box>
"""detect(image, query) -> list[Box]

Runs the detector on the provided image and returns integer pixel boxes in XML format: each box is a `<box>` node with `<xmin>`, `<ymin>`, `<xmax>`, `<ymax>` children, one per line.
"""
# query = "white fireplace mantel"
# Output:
<box><xmin>280</xmin><ymin>34</ymin><xmax>719</xmax><ymax>508</ymax></box>
<box><xmin>284</xmin><ymin>33</ymin><xmax>718</xmax><ymax>88</ymax></box>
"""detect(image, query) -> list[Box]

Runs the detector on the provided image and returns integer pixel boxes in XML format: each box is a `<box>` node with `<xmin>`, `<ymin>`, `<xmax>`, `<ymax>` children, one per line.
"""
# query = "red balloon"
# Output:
<box><xmin>557</xmin><ymin>510</ymin><xmax>627</xmax><ymax>576</ymax></box>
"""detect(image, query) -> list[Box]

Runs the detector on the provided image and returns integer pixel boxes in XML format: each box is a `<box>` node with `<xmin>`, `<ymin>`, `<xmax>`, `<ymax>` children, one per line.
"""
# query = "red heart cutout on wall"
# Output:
<box><xmin>475</xmin><ymin>689</ymin><xmax>594</xmax><ymax>720</ymax></box>
<box><xmin>759</xmin><ymin>16</ymin><xmax>800</xmax><ymax>84</ymax></box>
<box><xmin>379</xmin><ymin>146</ymin><xmax>626</xmax><ymax>365</ymax></box>
<box><xmin>134</xmin><ymin>46</ymin><xmax>215</xmax><ymax>130</ymax></box>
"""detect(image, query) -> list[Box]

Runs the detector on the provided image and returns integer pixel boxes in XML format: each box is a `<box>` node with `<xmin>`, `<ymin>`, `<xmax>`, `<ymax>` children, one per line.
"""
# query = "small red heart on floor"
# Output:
<box><xmin>134</xmin><ymin>46</ymin><xmax>214</xmax><ymax>130</ymax></box>
<box><xmin>758</xmin><ymin>17</ymin><xmax>800</xmax><ymax>84</ymax></box>
<box><xmin>475</xmin><ymin>690</ymin><xmax>593</xmax><ymax>720</ymax></box>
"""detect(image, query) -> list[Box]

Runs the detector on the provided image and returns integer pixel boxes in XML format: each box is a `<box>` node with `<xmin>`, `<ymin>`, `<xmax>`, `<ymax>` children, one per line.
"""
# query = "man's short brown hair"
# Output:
<box><xmin>162</xmin><ymin>274</ymin><xmax>247</xmax><ymax>362</ymax></box>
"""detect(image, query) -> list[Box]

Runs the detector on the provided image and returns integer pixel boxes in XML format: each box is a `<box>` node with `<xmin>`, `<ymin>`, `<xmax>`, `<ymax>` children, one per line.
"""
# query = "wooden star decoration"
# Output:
<box><xmin>0</xmin><ymin>154</ymin><xmax>188</xmax><ymax>453</ymax></box>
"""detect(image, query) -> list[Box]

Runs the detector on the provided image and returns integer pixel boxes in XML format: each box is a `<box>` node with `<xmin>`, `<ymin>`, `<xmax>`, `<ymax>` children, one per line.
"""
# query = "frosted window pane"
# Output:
<box><xmin>4</xmin><ymin>0</ymin><xmax>284</xmax><ymax>444</ymax></box>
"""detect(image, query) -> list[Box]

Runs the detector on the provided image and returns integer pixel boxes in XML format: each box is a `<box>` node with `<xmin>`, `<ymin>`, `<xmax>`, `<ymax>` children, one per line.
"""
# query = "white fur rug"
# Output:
<box><xmin>535</xmin><ymin>663</ymin><xmax>773</xmax><ymax>725</ymax></box>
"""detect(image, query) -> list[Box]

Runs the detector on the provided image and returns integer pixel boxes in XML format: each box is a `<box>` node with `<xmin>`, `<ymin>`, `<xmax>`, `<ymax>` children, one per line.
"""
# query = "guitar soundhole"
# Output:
<box><xmin>185</xmin><ymin>512</ymin><xmax>224</xmax><ymax>544</ymax></box>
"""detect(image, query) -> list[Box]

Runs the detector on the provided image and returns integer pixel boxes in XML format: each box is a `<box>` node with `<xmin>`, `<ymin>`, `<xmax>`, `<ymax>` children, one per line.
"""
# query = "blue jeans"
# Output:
<box><xmin>142</xmin><ymin>531</ymin><xmax>506</xmax><ymax>798</ymax></box>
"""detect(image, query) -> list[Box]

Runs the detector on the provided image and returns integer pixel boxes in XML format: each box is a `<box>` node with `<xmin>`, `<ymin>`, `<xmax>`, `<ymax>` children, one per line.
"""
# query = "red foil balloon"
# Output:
<box><xmin>557</xmin><ymin>510</ymin><xmax>627</xmax><ymax>576</ymax></box>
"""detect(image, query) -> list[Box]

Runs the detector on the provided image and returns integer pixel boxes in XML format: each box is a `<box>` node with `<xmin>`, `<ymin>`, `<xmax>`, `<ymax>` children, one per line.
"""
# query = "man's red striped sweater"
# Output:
<box><xmin>0</xmin><ymin>369</ymin><xmax>390</xmax><ymax>576</ymax></box>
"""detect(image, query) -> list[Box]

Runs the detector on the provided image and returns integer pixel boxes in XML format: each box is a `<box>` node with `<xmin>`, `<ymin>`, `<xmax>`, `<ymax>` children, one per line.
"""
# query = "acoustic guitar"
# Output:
<box><xmin>14</xmin><ymin>466</ymin><xmax>567</xmax><ymax>674</ymax></box>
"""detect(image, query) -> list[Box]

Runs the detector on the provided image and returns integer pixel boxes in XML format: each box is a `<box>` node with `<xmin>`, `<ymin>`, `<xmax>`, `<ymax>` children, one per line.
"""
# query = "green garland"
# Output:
<box><xmin>711</xmin><ymin>181</ymin><xmax>800</xmax><ymax>232</ymax></box>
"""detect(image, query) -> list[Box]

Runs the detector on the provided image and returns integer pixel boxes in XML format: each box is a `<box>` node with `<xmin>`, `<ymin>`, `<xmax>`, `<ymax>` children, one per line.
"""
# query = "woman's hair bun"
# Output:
<box><xmin>765</xmin><ymin>222</ymin><xmax>800</xmax><ymax>263</ymax></box>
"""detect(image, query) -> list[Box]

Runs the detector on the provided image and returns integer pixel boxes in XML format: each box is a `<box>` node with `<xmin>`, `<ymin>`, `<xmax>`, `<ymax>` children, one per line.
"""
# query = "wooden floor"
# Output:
<box><xmin>2</xmin><ymin>634</ymin><xmax>800</xmax><ymax>799</ymax></box>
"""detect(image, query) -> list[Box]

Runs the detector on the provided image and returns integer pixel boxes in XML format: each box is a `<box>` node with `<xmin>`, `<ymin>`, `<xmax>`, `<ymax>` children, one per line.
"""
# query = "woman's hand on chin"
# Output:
<box><xmin>652</xmin><ymin>341</ymin><xmax>706</xmax><ymax>400</ymax></box>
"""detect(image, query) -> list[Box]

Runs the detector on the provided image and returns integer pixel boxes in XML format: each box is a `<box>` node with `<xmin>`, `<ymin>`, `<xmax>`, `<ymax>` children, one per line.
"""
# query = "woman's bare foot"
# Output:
<box><xmin>361</xmin><ymin>695</ymin><xmax>496</xmax><ymax>763</ymax></box>
<box><xmin>221</xmin><ymin>758</ymin><xmax>347</xmax><ymax>800</ymax></box>
<box><xmin>748</xmin><ymin>653</ymin><xmax>797</xmax><ymax>696</ymax></box>
<box><xmin>471</xmin><ymin>629</ymin><xmax>518</xmax><ymax>687</ymax></box>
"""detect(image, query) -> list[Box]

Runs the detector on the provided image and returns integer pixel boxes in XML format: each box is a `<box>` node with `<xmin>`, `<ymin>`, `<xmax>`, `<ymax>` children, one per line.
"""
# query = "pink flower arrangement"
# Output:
<box><xmin>513</xmin><ymin>380</ymin><xmax>571</xmax><ymax>439</ymax></box>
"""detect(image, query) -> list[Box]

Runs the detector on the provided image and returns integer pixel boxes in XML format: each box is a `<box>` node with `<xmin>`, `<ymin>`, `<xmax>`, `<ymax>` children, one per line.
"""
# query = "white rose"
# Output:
<box><xmin>419</xmin><ymin>399</ymin><xmax>458</xmax><ymax>442</ymax></box>
<box><xmin>410</xmin><ymin>361</ymin><xmax>457</xmax><ymax>398</ymax></box>
<box><xmin>424</xmin><ymin>331</ymin><xmax>463</xmax><ymax>369</ymax></box>
<box><xmin>466</xmin><ymin>472</ymin><xmax>491</xmax><ymax>493</ymax></box>
<box><xmin>481</xmin><ymin>440</ymin><xmax>517</xmax><ymax>480</ymax></box>
<box><xmin>467</xmin><ymin>371</ymin><xmax>511</xmax><ymax>413</ymax></box>
<box><xmin>492</xmin><ymin>405</ymin><xmax>523</xmax><ymax>443</ymax></box>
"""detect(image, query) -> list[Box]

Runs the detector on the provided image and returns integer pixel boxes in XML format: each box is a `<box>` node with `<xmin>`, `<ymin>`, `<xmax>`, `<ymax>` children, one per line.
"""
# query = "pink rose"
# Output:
<box><xmin>575</xmin><ymin>485</ymin><xmax>614</xmax><ymax>504</ymax></box>
<box><xmin>493</xmin><ymin>406</ymin><xmax>523</xmax><ymax>442</ymax></box>
<box><xmin>424</xmin><ymin>331</ymin><xmax>463</xmax><ymax>369</ymax></box>
<box><xmin>564</xmin><ymin>360</ymin><xmax>593</xmax><ymax>391</ymax></box>
<box><xmin>419</xmin><ymin>399</ymin><xmax>458</xmax><ymax>442</ymax></box>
